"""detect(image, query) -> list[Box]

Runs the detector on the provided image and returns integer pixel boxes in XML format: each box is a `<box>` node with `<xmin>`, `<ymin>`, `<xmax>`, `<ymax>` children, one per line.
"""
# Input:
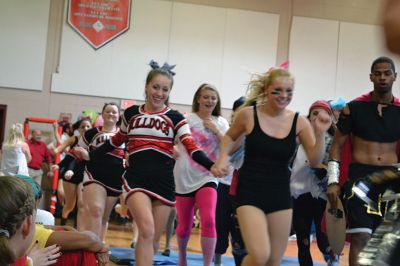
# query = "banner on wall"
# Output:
<box><xmin>121</xmin><ymin>99</ymin><xmax>136</xmax><ymax>110</ymax></box>
<box><xmin>67</xmin><ymin>0</ymin><xmax>131</xmax><ymax>50</ymax></box>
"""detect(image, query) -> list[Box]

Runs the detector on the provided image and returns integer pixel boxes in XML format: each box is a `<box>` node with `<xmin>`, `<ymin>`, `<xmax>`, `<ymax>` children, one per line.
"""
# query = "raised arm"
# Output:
<box><xmin>54</xmin><ymin>136</ymin><xmax>77</xmax><ymax>154</ymax></box>
<box><xmin>298</xmin><ymin>111</ymin><xmax>331</xmax><ymax>167</ymax></box>
<box><xmin>298</xmin><ymin>117</ymin><xmax>323</xmax><ymax>167</ymax></box>
<box><xmin>53</xmin><ymin>122</ymin><xmax>62</xmax><ymax>146</ymax></box>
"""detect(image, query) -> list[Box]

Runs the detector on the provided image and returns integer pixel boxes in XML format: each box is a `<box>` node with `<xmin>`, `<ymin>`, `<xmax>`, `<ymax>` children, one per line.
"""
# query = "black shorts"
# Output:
<box><xmin>344</xmin><ymin>163</ymin><xmax>391</xmax><ymax>234</ymax></box>
<box><xmin>122</xmin><ymin>170</ymin><xmax>175</xmax><ymax>207</ymax></box>
<box><xmin>175</xmin><ymin>182</ymin><xmax>217</xmax><ymax>197</ymax></box>
<box><xmin>83</xmin><ymin>168</ymin><xmax>123</xmax><ymax>197</ymax></box>
<box><xmin>63</xmin><ymin>173</ymin><xmax>83</xmax><ymax>185</ymax></box>
<box><xmin>236</xmin><ymin>172</ymin><xmax>291</xmax><ymax>214</ymax></box>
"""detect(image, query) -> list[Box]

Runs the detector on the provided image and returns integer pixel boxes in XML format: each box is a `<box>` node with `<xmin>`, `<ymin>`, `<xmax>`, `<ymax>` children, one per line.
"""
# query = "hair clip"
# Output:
<box><xmin>149</xmin><ymin>60</ymin><xmax>176</xmax><ymax>76</ymax></box>
<box><xmin>330</xmin><ymin>96</ymin><xmax>346</xmax><ymax>110</ymax></box>
<box><xmin>0</xmin><ymin>229</ymin><xmax>10</xmax><ymax>238</ymax></box>
<box><xmin>265</xmin><ymin>60</ymin><xmax>290</xmax><ymax>75</ymax></box>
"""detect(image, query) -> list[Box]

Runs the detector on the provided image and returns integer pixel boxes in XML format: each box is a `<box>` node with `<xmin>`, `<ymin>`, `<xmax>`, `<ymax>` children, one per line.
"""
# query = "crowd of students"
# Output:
<box><xmin>0</xmin><ymin>53</ymin><xmax>399</xmax><ymax>266</ymax></box>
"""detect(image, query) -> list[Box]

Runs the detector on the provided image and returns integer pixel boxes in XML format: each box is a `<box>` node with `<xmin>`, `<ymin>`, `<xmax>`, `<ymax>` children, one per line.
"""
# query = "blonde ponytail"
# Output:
<box><xmin>5</xmin><ymin>123</ymin><xmax>25</xmax><ymax>147</ymax></box>
<box><xmin>244</xmin><ymin>68</ymin><xmax>294</xmax><ymax>107</ymax></box>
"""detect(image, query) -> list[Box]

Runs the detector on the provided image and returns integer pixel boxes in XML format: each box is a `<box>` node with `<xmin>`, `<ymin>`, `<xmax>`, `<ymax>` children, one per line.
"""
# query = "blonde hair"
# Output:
<box><xmin>244</xmin><ymin>68</ymin><xmax>294</xmax><ymax>107</ymax></box>
<box><xmin>5</xmin><ymin>123</ymin><xmax>25</xmax><ymax>147</ymax></box>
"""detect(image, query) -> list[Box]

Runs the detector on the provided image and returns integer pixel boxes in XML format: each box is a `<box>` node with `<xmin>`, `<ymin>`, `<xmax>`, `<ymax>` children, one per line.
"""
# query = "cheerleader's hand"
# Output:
<box><xmin>211</xmin><ymin>159</ymin><xmax>228</xmax><ymax>177</ymax></box>
<box><xmin>64</xmin><ymin>170</ymin><xmax>74</xmax><ymax>180</ymax></box>
<box><xmin>73</xmin><ymin>147</ymin><xmax>90</xmax><ymax>160</ymax></box>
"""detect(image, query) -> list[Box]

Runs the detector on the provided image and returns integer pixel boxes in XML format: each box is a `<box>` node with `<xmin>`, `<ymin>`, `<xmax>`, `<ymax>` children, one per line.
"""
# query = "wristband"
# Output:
<box><xmin>96</xmin><ymin>242</ymin><xmax>104</xmax><ymax>253</ymax></box>
<box><xmin>327</xmin><ymin>160</ymin><xmax>340</xmax><ymax>185</ymax></box>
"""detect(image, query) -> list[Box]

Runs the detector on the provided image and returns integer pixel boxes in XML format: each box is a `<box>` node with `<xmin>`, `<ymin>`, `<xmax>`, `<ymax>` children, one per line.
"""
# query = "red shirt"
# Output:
<box><xmin>27</xmin><ymin>139</ymin><xmax>52</xmax><ymax>170</ymax></box>
<box><xmin>10</xmin><ymin>256</ymin><xmax>26</xmax><ymax>266</ymax></box>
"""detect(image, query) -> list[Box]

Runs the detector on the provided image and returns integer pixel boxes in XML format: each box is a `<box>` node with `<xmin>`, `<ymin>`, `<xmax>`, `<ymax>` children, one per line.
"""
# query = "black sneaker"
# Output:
<box><xmin>161</xmin><ymin>249</ymin><xmax>170</xmax><ymax>256</ymax></box>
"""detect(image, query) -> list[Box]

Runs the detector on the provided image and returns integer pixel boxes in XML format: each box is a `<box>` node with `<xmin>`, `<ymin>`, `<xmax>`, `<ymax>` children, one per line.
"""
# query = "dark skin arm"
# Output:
<box><xmin>46</xmin><ymin>230</ymin><xmax>109</xmax><ymax>265</ymax></box>
<box><xmin>326</xmin><ymin>105</ymin><xmax>350</xmax><ymax>209</ymax></box>
<box><xmin>46</xmin><ymin>230</ymin><xmax>104</xmax><ymax>252</ymax></box>
<box><xmin>44</xmin><ymin>225</ymin><xmax>77</xmax><ymax>232</ymax></box>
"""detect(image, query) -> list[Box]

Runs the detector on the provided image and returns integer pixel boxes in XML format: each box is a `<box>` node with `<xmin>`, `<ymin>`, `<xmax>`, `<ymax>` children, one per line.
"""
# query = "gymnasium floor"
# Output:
<box><xmin>105</xmin><ymin>222</ymin><xmax>350</xmax><ymax>266</ymax></box>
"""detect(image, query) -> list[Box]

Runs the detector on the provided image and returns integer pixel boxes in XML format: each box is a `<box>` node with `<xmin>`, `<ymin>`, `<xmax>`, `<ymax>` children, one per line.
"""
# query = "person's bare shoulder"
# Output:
<box><xmin>383</xmin><ymin>0</ymin><xmax>400</xmax><ymax>55</ymax></box>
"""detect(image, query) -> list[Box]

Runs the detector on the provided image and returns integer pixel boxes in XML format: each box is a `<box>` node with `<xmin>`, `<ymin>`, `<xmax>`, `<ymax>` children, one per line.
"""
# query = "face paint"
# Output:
<box><xmin>270</xmin><ymin>87</ymin><xmax>293</xmax><ymax>97</ymax></box>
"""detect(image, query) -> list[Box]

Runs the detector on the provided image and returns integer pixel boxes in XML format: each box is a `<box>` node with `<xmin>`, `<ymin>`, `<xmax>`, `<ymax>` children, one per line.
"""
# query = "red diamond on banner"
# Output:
<box><xmin>67</xmin><ymin>0</ymin><xmax>131</xmax><ymax>50</ymax></box>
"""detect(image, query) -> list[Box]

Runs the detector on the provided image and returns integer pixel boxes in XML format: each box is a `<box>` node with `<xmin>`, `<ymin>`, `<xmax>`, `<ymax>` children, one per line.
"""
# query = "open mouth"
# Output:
<box><xmin>152</xmin><ymin>97</ymin><xmax>164</xmax><ymax>103</ymax></box>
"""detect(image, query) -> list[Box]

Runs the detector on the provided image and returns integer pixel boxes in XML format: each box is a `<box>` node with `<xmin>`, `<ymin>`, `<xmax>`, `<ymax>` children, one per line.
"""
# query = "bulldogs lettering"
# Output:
<box><xmin>95</xmin><ymin>134</ymin><xmax>110</xmax><ymax>146</ymax></box>
<box><xmin>133</xmin><ymin>116</ymin><xmax>170</xmax><ymax>135</ymax></box>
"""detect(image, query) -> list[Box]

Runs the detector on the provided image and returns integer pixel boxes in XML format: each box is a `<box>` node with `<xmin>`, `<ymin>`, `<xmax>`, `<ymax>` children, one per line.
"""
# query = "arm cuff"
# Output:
<box><xmin>191</xmin><ymin>150</ymin><xmax>214</xmax><ymax>171</ymax></box>
<box><xmin>327</xmin><ymin>160</ymin><xmax>340</xmax><ymax>185</ymax></box>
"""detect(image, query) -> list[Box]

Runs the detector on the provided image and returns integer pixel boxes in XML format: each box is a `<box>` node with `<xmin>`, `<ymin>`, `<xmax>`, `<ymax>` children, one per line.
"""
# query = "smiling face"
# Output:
<box><xmin>197</xmin><ymin>88</ymin><xmax>218</xmax><ymax>114</ymax></box>
<box><xmin>78</xmin><ymin>119</ymin><xmax>92</xmax><ymax>136</ymax></box>
<box><xmin>370</xmin><ymin>62</ymin><xmax>397</xmax><ymax>94</ymax></box>
<box><xmin>101</xmin><ymin>104</ymin><xmax>119</xmax><ymax>126</ymax></box>
<box><xmin>145</xmin><ymin>74</ymin><xmax>172</xmax><ymax>112</ymax></box>
<box><xmin>265</xmin><ymin>76</ymin><xmax>294</xmax><ymax>110</ymax></box>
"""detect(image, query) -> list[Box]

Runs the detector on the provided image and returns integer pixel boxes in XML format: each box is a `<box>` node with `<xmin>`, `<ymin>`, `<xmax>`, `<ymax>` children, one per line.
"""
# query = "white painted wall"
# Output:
<box><xmin>0</xmin><ymin>0</ymin><xmax>397</xmax><ymax>135</ymax></box>
<box><xmin>51</xmin><ymin>0</ymin><xmax>279</xmax><ymax>108</ymax></box>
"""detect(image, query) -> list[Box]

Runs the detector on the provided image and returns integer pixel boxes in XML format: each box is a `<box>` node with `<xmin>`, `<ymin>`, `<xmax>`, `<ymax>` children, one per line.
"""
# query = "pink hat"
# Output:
<box><xmin>309</xmin><ymin>100</ymin><xmax>333</xmax><ymax>116</ymax></box>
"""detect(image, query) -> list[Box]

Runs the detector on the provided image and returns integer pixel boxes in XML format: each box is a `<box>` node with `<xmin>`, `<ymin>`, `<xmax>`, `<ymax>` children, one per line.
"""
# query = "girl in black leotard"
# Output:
<box><xmin>51</xmin><ymin>117</ymin><xmax>92</xmax><ymax>228</ymax></box>
<box><xmin>213</xmin><ymin>68</ymin><xmax>331</xmax><ymax>266</ymax></box>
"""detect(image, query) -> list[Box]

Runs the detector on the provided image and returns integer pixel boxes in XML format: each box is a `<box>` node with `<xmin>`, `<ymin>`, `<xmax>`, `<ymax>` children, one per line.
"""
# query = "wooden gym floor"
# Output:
<box><xmin>105</xmin><ymin>221</ymin><xmax>350</xmax><ymax>266</ymax></box>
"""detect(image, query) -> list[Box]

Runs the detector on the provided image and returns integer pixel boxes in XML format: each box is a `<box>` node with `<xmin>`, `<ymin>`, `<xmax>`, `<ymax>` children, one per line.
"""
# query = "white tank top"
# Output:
<box><xmin>1</xmin><ymin>143</ymin><xmax>29</xmax><ymax>176</ymax></box>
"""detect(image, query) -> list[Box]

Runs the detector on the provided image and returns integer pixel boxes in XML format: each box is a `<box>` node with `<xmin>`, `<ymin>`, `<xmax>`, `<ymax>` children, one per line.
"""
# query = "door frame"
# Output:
<box><xmin>0</xmin><ymin>104</ymin><xmax>7</xmax><ymax>149</ymax></box>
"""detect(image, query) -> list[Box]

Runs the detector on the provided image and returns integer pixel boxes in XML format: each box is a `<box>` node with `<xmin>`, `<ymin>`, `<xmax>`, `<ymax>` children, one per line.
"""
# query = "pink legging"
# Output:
<box><xmin>176</xmin><ymin>186</ymin><xmax>217</xmax><ymax>238</ymax></box>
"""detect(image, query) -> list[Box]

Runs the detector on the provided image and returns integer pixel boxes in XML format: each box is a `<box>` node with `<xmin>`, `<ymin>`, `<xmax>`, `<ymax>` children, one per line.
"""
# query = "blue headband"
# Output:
<box><xmin>149</xmin><ymin>60</ymin><xmax>176</xmax><ymax>76</ymax></box>
<box><xmin>15</xmin><ymin>174</ymin><xmax>41</xmax><ymax>199</ymax></box>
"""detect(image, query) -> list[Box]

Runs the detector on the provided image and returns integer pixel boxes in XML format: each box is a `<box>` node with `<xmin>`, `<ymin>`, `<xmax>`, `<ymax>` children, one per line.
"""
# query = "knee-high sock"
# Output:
<box><xmin>196</xmin><ymin>187</ymin><xmax>217</xmax><ymax>266</ymax></box>
<box><xmin>201</xmin><ymin>237</ymin><xmax>217</xmax><ymax>266</ymax></box>
<box><xmin>177</xmin><ymin>235</ymin><xmax>190</xmax><ymax>266</ymax></box>
<box><xmin>176</xmin><ymin>196</ymin><xmax>196</xmax><ymax>266</ymax></box>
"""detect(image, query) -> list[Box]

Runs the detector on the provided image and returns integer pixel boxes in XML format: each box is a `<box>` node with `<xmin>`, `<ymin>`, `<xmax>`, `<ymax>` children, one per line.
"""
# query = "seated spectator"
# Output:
<box><xmin>14</xmin><ymin>174</ymin><xmax>54</xmax><ymax>226</ymax></box>
<box><xmin>14</xmin><ymin>174</ymin><xmax>109</xmax><ymax>266</ymax></box>
<box><xmin>0</xmin><ymin>175</ymin><xmax>36</xmax><ymax>265</ymax></box>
